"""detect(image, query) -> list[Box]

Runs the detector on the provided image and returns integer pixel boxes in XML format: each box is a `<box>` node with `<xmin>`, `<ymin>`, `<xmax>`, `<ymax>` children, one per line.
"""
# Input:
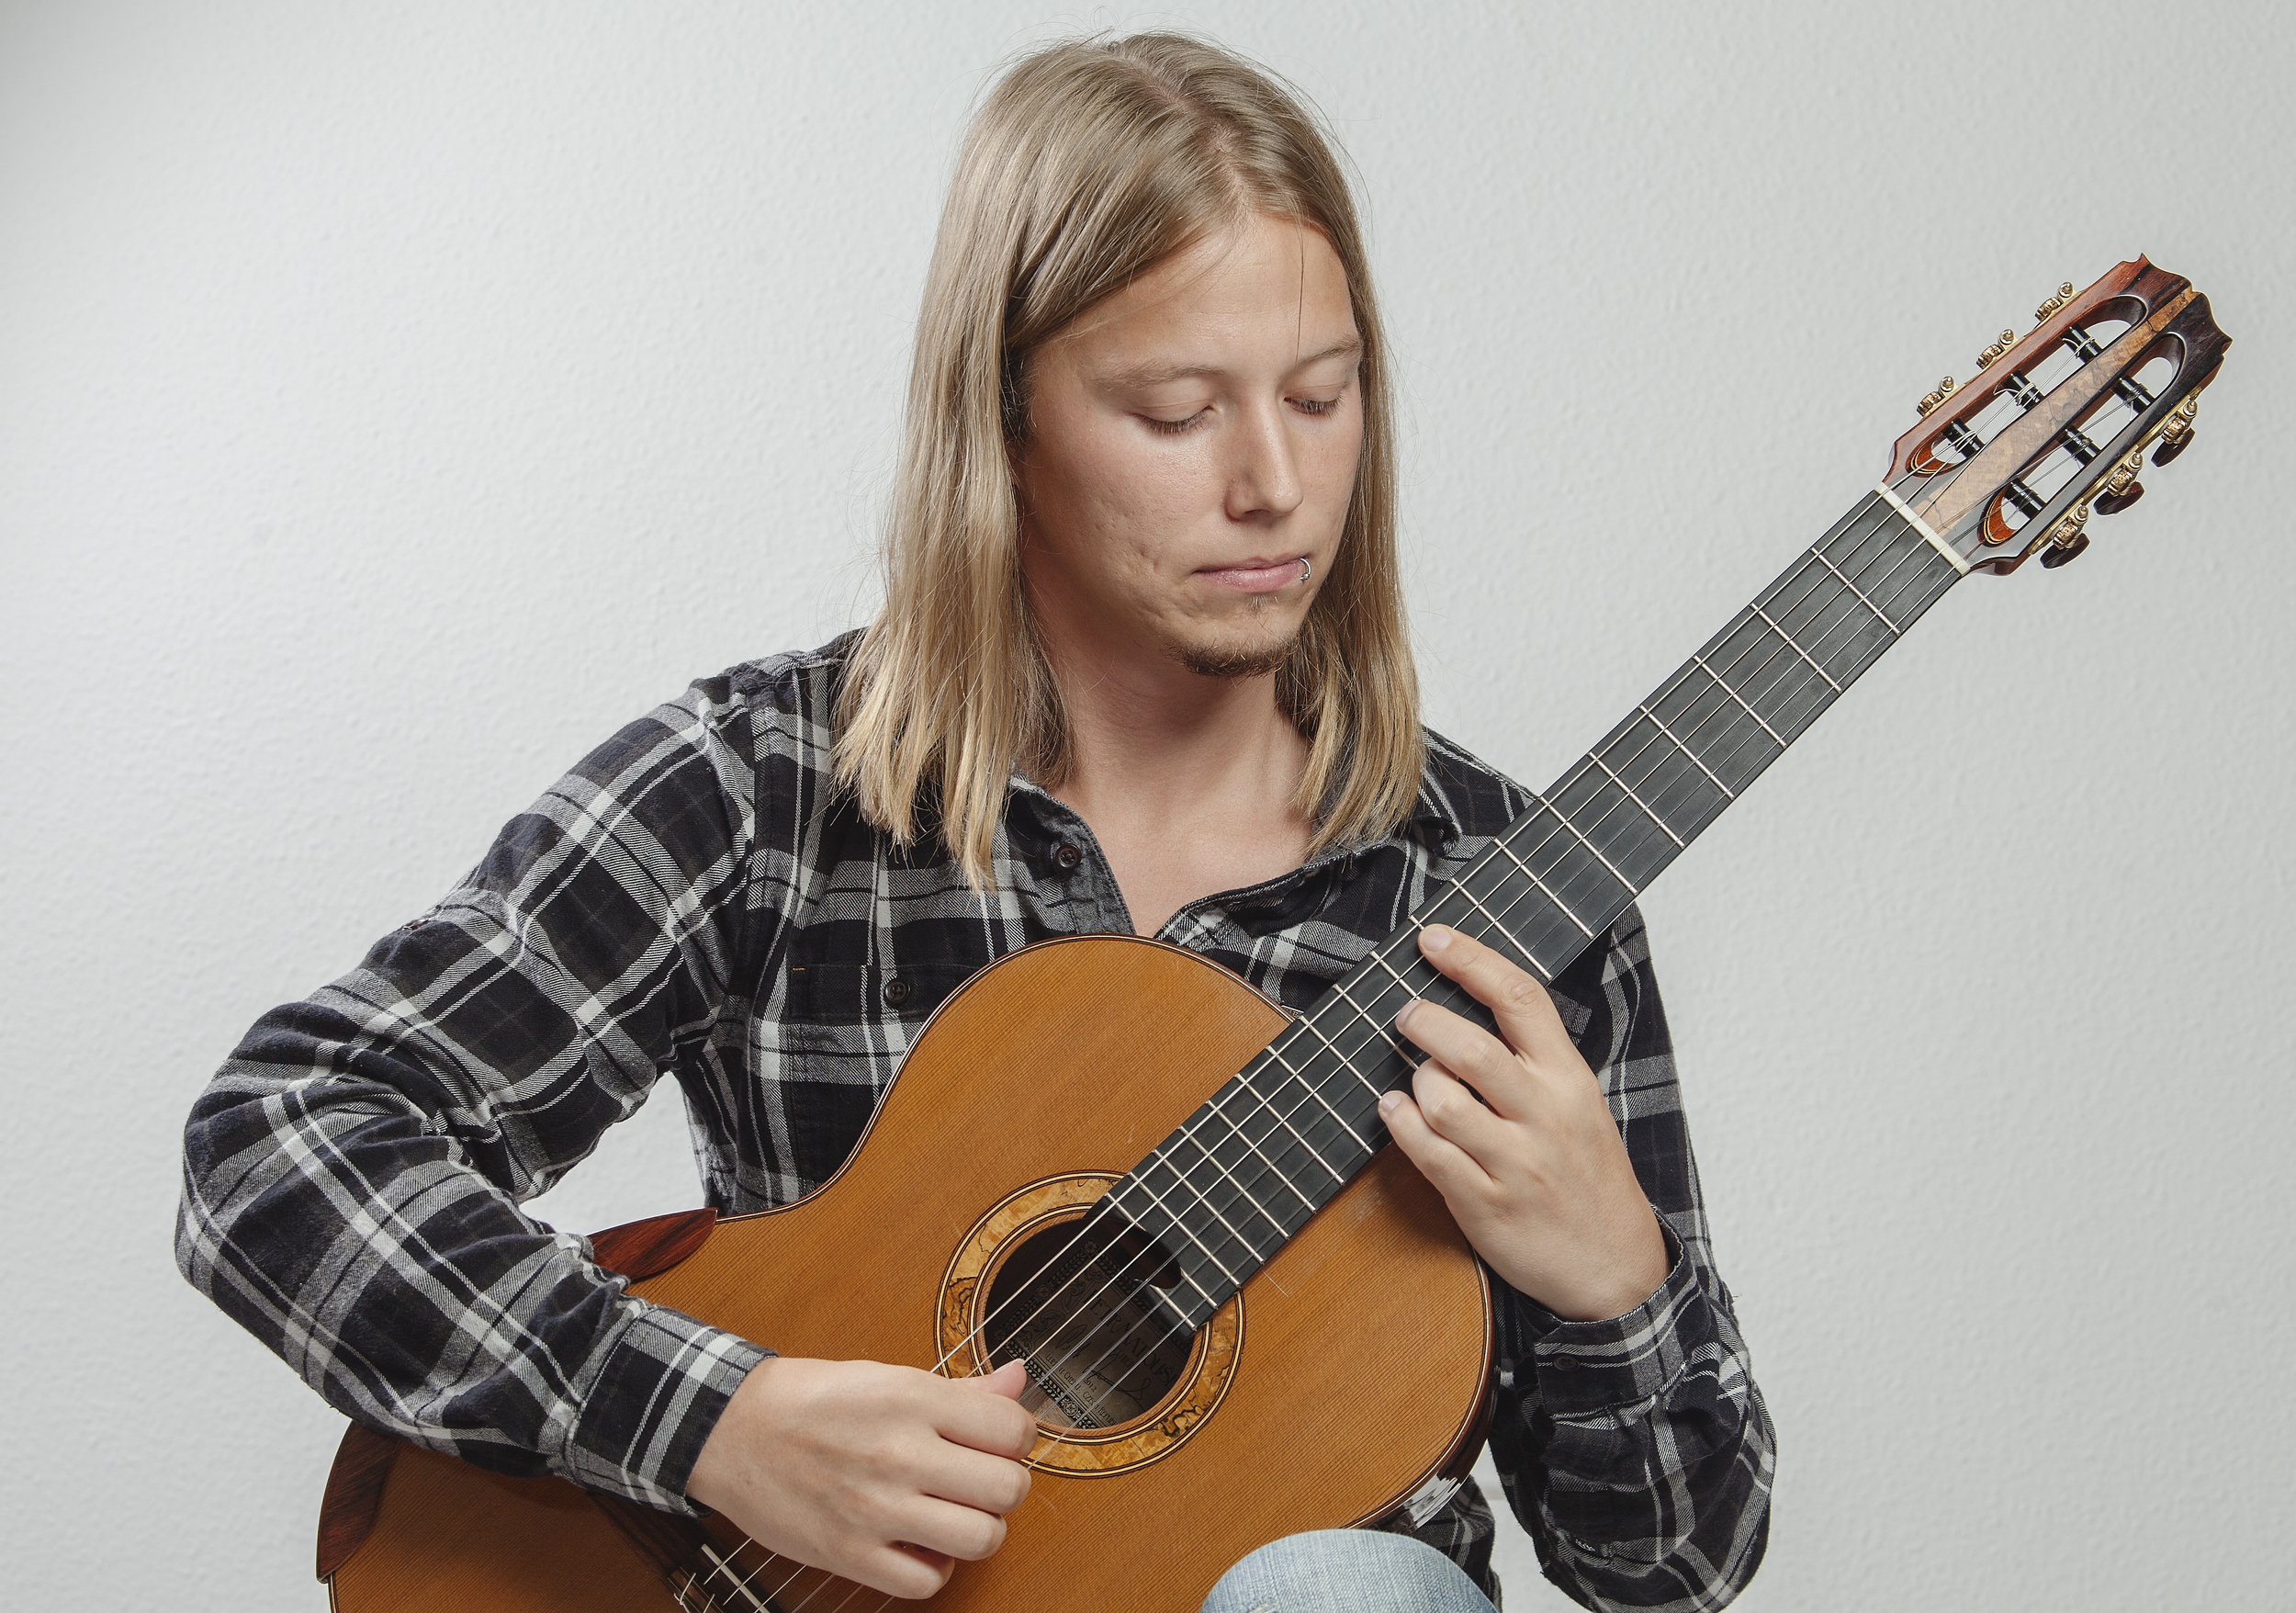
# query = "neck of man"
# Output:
<box><xmin>1034</xmin><ymin>615</ymin><xmax>1316</xmax><ymax>932</ymax></box>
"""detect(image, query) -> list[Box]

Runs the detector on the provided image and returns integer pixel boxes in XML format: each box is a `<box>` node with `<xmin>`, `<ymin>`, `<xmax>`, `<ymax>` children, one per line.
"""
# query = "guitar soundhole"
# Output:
<box><xmin>981</xmin><ymin>1216</ymin><xmax>1194</xmax><ymax>1432</ymax></box>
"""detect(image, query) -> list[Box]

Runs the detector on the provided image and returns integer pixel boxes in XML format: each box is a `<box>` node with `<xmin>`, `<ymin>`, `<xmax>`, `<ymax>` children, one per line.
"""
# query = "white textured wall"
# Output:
<box><xmin>6</xmin><ymin>2</ymin><xmax>2290</xmax><ymax>1607</ymax></box>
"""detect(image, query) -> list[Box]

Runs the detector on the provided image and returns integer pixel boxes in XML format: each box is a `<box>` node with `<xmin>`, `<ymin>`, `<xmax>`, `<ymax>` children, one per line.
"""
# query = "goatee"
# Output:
<box><xmin>1169</xmin><ymin>629</ymin><xmax>1300</xmax><ymax>681</ymax></box>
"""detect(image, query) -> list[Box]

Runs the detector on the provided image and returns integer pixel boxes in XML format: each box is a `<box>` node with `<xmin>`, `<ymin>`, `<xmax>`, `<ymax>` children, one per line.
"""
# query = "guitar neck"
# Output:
<box><xmin>1105</xmin><ymin>490</ymin><xmax>1968</xmax><ymax>1329</ymax></box>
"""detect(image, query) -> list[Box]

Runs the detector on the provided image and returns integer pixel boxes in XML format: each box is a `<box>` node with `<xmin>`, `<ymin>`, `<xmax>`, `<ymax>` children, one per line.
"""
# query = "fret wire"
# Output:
<box><xmin>1108</xmin><ymin>498</ymin><xmax>1964</xmax><ymax>1310</ymax></box>
<box><xmin>1394</xmin><ymin>509</ymin><xmax>1949</xmax><ymax>1085</ymax></box>
<box><xmin>1440</xmin><ymin>878</ymin><xmax>1554</xmax><ymax>975</ymax></box>
<box><xmin>1286</xmin><ymin>1015</ymin><xmax>1388</xmax><ymax>1100</ymax></box>
<box><xmin>1142</xmin><ymin>1141</ymin><xmax>1271</xmax><ymax>1267</ymax></box>
<box><xmin>1690</xmin><ymin>534</ymin><xmax>1941</xmax><ymax>796</ymax></box>
<box><xmin>1587</xmin><ymin>750</ymin><xmax>1688</xmax><ymax>848</ymax></box>
<box><xmin>1603</xmin><ymin>726</ymin><xmax>1723</xmax><ymax>844</ymax></box>
<box><xmin>1527</xmin><ymin>786</ymin><xmax>1636</xmax><ymax>895</ymax></box>
<box><xmin>1787</xmin><ymin>520</ymin><xmax>1927</xmax><ymax>658</ymax></box>
<box><xmin>1353</xmin><ymin>946</ymin><xmax>1489</xmax><ymax>1029</ymax></box>
<box><xmin>1505</xmin><ymin>541</ymin><xmax>1874</xmax><ymax>922</ymax></box>
<box><xmin>1261</xmin><ymin>1044</ymin><xmax>1373</xmax><ymax>1150</ymax></box>
<box><xmin>1808</xmin><ymin>545</ymin><xmax>1903</xmax><ymax>635</ymax></box>
<box><xmin>1168</xmin><ymin>1105</ymin><xmax>1300</xmax><ymax>1234</ymax></box>
<box><xmin>1550</xmin><ymin>766</ymin><xmax>1676</xmax><ymax>894</ymax></box>
<box><xmin>1357</xmin><ymin>945</ymin><xmax>1426</xmax><ymax>997</ymax></box>
<box><xmin>1771</xmin><ymin>551</ymin><xmax>1890</xmax><ymax>672</ymax></box>
<box><xmin>1262</xmin><ymin>513</ymin><xmax>1954</xmax><ymax>1216</ymax></box>
<box><xmin>1105</xmin><ymin>1163</ymin><xmax>1240</xmax><ymax>1294</ymax></box>
<box><xmin>1635</xmin><ymin>496</ymin><xmax>1913</xmax><ymax>796</ymax></box>
<box><xmin>1637</xmin><ymin>703</ymin><xmax>1736</xmax><ymax>798</ymax></box>
<box><xmin>1199</xmin><ymin>1084</ymin><xmax>1322</xmax><ymax>1213</ymax></box>
<box><xmin>1326</xmin><ymin>977</ymin><xmax>1417</xmax><ymax>1064</ymax></box>
<box><xmin>1748</xmin><ymin>602</ymin><xmax>1845</xmax><ymax>694</ymax></box>
<box><xmin>1690</xmin><ymin>650</ymin><xmax>1787</xmax><ymax>746</ymax></box>
<box><xmin>1236</xmin><ymin>1068</ymin><xmax>1348</xmax><ymax>1184</ymax></box>
<box><xmin>1756</xmin><ymin>544</ymin><xmax>1887</xmax><ymax>684</ymax></box>
<box><xmin>1473</xmin><ymin>835</ymin><xmax>1586</xmax><ymax>947</ymax></box>
<box><xmin>1762</xmin><ymin>536</ymin><xmax>1930</xmax><ymax>705</ymax></box>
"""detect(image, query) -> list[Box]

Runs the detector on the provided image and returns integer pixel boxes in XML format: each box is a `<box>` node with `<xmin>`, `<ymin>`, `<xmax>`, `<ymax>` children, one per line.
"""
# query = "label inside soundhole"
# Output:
<box><xmin>982</xmin><ymin>1218</ymin><xmax>1193</xmax><ymax>1431</ymax></box>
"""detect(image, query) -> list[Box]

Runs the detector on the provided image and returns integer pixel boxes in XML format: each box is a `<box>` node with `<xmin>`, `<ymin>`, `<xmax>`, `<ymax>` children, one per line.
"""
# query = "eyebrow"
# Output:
<box><xmin>1098</xmin><ymin>336</ymin><xmax>1363</xmax><ymax>390</ymax></box>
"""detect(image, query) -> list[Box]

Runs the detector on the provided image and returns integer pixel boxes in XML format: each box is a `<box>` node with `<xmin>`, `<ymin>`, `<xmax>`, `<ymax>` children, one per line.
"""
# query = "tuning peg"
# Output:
<box><xmin>2092</xmin><ymin>446</ymin><xmax>2146</xmax><ymax>514</ymax></box>
<box><xmin>1975</xmin><ymin>330</ymin><xmax>2017</xmax><ymax>369</ymax></box>
<box><xmin>2152</xmin><ymin>394</ymin><xmax>2200</xmax><ymax>465</ymax></box>
<box><xmin>1917</xmin><ymin>377</ymin><xmax>1957</xmax><ymax>417</ymax></box>
<box><xmin>2040</xmin><ymin>531</ymin><xmax>2091</xmax><ymax>568</ymax></box>
<box><xmin>2038</xmin><ymin>502</ymin><xmax>2090</xmax><ymax>567</ymax></box>
<box><xmin>2035</xmin><ymin>281</ymin><xmax>2077</xmax><ymax>322</ymax></box>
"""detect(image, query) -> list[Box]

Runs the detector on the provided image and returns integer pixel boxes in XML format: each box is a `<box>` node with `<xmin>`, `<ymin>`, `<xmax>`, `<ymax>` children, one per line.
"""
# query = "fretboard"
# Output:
<box><xmin>1099</xmin><ymin>491</ymin><xmax>1965</xmax><ymax>1332</ymax></box>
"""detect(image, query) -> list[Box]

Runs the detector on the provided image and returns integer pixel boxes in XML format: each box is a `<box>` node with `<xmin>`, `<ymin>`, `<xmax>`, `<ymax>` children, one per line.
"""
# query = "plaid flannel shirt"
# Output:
<box><xmin>177</xmin><ymin>635</ymin><xmax>1773</xmax><ymax>1609</ymax></box>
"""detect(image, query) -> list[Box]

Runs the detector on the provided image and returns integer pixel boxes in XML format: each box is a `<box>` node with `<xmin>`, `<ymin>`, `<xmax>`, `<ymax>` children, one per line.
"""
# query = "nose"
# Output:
<box><xmin>1223</xmin><ymin>397</ymin><xmax>1304</xmax><ymax>522</ymax></box>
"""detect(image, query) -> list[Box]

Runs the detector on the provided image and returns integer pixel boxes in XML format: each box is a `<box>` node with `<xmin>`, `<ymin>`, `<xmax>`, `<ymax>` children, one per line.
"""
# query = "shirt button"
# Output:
<box><xmin>1052</xmin><ymin>842</ymin><xmax>1083</xmax><ymax>871</ymax></box>
<box><xmin>1547</xmin><ymin>1353</ymin><xmax>1577</xmax><ymax>1371</ymax></box>
<box><xmin>881</xmin><ymin>976</ymin><xmax>913</xmax><ymax>1008</ymax></box>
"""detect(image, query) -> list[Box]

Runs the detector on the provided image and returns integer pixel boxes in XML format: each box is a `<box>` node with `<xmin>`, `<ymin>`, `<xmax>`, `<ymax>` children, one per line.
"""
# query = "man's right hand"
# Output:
<box><xmin>686</xmin><ymin>1356</ymin><xmax>1038</xmax><ymax>1599</ymax></box>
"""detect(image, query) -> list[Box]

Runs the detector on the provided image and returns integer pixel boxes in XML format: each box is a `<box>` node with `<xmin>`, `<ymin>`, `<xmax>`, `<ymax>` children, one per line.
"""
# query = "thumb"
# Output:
<box><xmin>977</xmin><ymin>1359</ymin><xmax>1031</xmax><ymax>1401</ymax></box>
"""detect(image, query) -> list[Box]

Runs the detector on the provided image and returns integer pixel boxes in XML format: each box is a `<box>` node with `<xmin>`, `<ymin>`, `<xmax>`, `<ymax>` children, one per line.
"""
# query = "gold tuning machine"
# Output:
<box><xmin>2154</xmin><ymin>393</ymin><xmax>2200</xmax><ymax>466</ymax></box>
<box><xmin>1917</xmin><ymin>377</ymin><xmax>1958</xmax><ymax>417</ymax></box>
<box><xmin>1975</xmin><ymin>330</ymin><xmax>2017</xmax><ymax>369</ymax></box>
<box><xmin>2039</xmin><ymin>502</ymin><xmax>2091</xmax><ymax>569</ymax></box>
<box><xmin>2035</xmin><ymin>281</ymin><xmax>2077</xmax><ymax>322</ymax></box>
<box><xmin>2093</xmin><ymin>447</ymin><xmax>2147</xmax><ymax>514</ymax></box>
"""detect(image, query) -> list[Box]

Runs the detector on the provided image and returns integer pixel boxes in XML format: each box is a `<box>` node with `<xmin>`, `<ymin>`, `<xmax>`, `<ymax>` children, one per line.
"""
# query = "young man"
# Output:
<box><xmin>178</xmin><ymin>33</ymin><xmax>1773</xmax><ymax>1612</ymax></box>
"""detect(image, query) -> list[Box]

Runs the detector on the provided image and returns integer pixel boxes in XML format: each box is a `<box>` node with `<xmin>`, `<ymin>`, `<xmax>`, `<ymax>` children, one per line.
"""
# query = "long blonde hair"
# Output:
<box><xmin>837</xmin><ymin>31</ymin><xmax>1422</xmax><ymax>886</ymax></box>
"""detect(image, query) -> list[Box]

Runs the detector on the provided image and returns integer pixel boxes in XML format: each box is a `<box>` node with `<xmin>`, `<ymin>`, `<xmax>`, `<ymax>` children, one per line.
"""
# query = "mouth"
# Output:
<box><xmin>1194</xmin><ymin>555</ymin><xmax>1309</xmax><ymax>594</ymax></box>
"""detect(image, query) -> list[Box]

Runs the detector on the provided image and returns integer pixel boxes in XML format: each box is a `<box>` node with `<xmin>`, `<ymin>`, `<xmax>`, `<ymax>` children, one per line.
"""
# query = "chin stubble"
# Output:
<box><xmin>1167</xmin><ymin>626</ymin><xmax>1300</xmax><ymax>681</ymax></box>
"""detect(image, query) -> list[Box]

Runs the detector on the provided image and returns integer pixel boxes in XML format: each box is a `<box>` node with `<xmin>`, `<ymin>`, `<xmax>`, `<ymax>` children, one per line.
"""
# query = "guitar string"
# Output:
<box><xmin>915</xmin><ymin>477</ymin><xmax>1945</xmax><ymax>1403</ymax></box>
<box><xmin>753</xmin><ymin>358</ymin><xmax>2122</xmax><ymax>1612</ymax></box>
<box><xmin>985</xmin><ymin>484</ymin><xmax>1952</xmax><ymax>1425</ymax></box>
<box><xmin>694</xmin><ymin>459</ymin><xmax>1977</xmax><ymax>1605</ymax></box>
<box><xmin>679</xmin><ymin>512</ymin><xmax>1930</xmax><ymax>1613</ymax></box>
<box><xmin>929</xmin><ymin>479</ymin><xmax>1949</xmax><ymax>1422</ymax></box>
<box><xmin>1025</xmin><ymin>483</ymin><xmax>1956</xmax><ymax>1421</ymax></box>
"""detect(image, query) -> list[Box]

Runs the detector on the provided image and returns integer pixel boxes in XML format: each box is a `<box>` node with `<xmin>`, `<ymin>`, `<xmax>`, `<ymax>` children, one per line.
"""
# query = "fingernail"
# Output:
<box><xmin>1378</xmin><ymin>1089</ymin><xmax>1403</xmax><ymax>1117</ymax></box>
<box><xmin>1421</xmin><ymin>924</ymin><xmax>1453</xmax><ymax>953</ymax></box>
<box><xmin>1395</xmin><ymin>998</ymin><xmax>1421</xmax><ymax>1032</ymax></box>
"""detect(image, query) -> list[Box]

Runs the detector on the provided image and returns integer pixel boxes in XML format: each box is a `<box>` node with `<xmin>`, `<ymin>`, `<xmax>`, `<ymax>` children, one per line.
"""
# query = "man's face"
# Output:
<box><xmin>1012</xmin><ymin>212</ymin><xmax>1365</xmax><ymax>680</ymax></box>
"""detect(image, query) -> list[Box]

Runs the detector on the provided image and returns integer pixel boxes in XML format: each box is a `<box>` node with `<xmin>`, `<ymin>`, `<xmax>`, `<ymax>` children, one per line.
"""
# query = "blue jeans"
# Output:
<box><xmin>1198</xmin><ymin>1530</ymin><xmax>1499</xmax><ymax>1613</ymax></box>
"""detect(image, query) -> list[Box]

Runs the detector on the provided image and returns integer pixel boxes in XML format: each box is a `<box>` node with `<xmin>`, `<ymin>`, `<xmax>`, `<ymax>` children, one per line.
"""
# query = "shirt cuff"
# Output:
<box><xmin>1510</xmin><ymin>1222</ymin><xmax>1716</xmax><ymax>1418</ymax></box>
<box><xmin>560</xmin><ymin>1300</ymin><xmax>772</xmax><ymax>1514</ymax></box>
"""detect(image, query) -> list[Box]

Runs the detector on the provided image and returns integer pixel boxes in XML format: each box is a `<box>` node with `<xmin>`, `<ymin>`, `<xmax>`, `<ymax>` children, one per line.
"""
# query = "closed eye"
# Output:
<box><xmin>1143</xmin><ymin>410</ymin><xmax>1210</xmax><ymax>436</ymax></box>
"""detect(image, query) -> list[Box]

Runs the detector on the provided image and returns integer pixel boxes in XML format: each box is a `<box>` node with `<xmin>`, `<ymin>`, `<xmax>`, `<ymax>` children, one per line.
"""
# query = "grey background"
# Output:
<box><xmin>5</xmin><ymin>2</ymin><xmax>2290</xmax><ymax>1607</ymax></box>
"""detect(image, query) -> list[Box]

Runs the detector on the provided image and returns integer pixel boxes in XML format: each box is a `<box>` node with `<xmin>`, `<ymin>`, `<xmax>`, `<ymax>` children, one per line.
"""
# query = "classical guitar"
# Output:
<box><xmin>310</xmin><ymin>258</ymin><xmax>2229</xmax><ymax>1612</ymax></box>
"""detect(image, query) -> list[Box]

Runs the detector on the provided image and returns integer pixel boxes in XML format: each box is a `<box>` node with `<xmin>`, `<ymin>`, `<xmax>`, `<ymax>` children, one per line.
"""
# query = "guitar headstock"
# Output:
<box><xmin>1886</xmin><ymin>258</ymin><xmax>2229</xmax><ymax>576</ymax></box>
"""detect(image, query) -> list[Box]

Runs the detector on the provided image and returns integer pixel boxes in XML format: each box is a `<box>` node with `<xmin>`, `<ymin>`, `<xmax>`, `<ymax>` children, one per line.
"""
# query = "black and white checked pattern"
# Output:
<box><xmin>176</xmin><ymin>635</ymin><xmax>1772</xmax><ymax>1609</ymax></box>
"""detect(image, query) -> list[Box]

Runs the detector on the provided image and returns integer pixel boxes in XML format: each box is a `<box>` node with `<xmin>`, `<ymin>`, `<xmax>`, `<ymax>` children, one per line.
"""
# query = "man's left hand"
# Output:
<box><xmin>1379</xmin><ymin>923</ymin><xmax>1671</xmax><ymax>1324</ymax></box>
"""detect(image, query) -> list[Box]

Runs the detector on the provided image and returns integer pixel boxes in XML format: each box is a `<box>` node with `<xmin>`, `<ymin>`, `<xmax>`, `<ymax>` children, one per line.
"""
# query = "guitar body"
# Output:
<box><xmin>324</xmin><ymin>935</ymin><xmax>1495</xmax><ymax>1612</ymax></box>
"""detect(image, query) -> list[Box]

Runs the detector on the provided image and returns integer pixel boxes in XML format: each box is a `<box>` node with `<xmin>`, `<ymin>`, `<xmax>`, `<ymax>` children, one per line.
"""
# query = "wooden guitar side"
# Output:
<box><xmin>325</xmin><ymin>935</ymin><xmax>1493</xmax><ymax>1612</ymax></box>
